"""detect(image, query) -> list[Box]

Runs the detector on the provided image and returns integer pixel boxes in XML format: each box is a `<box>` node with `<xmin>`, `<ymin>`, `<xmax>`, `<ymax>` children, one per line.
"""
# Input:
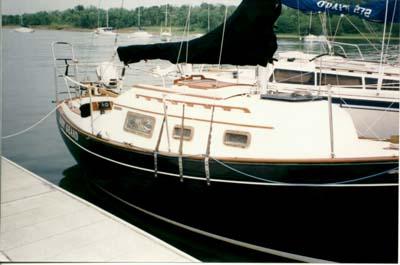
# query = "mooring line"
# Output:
<box><xmin>2</xmin><ymin>104</ymin><xmax>61</xmax><ymax>140</ymax></box>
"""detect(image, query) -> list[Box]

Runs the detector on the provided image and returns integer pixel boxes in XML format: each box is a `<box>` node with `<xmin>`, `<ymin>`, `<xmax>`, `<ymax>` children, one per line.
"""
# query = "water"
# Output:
<box><xmin>2</xmin><ymin>29</ymin><xmax>398</xmax><ymax>261</ymax></box>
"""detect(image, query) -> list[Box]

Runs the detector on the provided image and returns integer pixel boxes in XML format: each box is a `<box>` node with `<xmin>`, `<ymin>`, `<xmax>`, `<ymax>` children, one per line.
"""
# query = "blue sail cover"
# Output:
<box><xmin>282</xmin><ymin>0</ymin><xmax>399</xmax><ymax>23</ymax></box>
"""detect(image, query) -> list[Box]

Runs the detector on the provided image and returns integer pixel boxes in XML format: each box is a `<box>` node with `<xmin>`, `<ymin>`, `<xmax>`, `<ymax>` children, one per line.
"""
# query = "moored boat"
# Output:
<box><xmin>52</xmin><ymin>0</ymin><xmax>399</xmax><ymax>262</ymax></box>
<box><xmin>14</xmin><ymin>15</ymin><xmax>34</xmax><ymax>33</ymax></box>
<box><xmin>129</xmin><ymin>7</ymin><xmax>152</xmax><ymax>39</ymax></box>
<box><xmin>94</xmin><ymin>9</ymin><xmax>116</xmax><ymax>36</ymax></box>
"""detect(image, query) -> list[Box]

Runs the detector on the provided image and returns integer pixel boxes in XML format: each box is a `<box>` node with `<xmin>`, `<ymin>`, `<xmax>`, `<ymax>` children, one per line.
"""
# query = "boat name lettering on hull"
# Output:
<box><xmin>58</xmin><ymin>114</ymin><xmax>79</xmax><ymax>141</ymax></box>
<box><xmin>316</xmin><ymin>1</ymin><xmax>372</xmax><ymax>18</ymax></box>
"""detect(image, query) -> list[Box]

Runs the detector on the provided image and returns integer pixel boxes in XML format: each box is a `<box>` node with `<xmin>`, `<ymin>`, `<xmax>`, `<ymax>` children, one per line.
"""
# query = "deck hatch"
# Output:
<box><xmin>124</xmin><ymin>111</ymin><xmax>156</xmax><ymax>138</ymax></box>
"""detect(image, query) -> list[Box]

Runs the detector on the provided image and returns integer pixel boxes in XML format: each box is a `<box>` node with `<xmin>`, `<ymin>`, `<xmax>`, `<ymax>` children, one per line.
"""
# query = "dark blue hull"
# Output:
<box><xmin>56</xmin><ymin>110</ymin><xmax>399</xmax><ymax>262</ymax></box>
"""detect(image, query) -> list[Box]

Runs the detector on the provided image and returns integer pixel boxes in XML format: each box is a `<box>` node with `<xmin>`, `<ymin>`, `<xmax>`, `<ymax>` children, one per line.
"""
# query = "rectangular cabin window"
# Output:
<box><xmin>124</xmin><ymin>111</ymin><xmax>155</xmax><ymax>138</ymax></box>
<box><xmin>173</xmin><ymin>125</ymin><xmax>194</xmax><ymax>141</ymax></box>
<box><xmin>223</xmin><ymin>130</ymin><xmax>250</xmax><ymax>148</ymax></box>
<box><xmin>318</xmin><ymin>74</ymin><xmax>362</xmax><ymax>87</ymax></box>
<box><xmin>273</xmin><ymin>69</ymin><xmax>315</xmax><ymax>85</ymax></box>
<box><xmin>382</xmin><ymin>79</ymin><xmax>400</xmax><ymax>91</ymax></box>
<box><xmin>365</xmin><ymin>78</ymin><xmax>399</xmax><ymax>91</ymax></box>
<box><xmin>365</xmin><ymin>78</ymin><xmax>378</xmax><ymax>90</ymax></box>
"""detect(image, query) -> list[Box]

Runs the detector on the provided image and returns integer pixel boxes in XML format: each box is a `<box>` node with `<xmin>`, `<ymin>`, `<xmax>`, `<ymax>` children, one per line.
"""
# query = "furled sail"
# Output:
<box><xmin>281</xmin><ymin>0</ymin><xmax>399</xmax><ymax>23</ymax></box>
<box><xmin>117</xmin><ymin>0</ymin><xmax>281</xmax><ymax>66</ymax></box>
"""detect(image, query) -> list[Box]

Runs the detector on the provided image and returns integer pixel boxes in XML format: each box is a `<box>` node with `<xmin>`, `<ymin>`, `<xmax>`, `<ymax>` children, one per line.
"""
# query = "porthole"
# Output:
<box><xmin>173</xmin><ymin>125</ymin><xmax>194</xmax><ymax>141</ymax></box>
<box><xmin>223</xmin><ymin>130</ymin><xmax>251</xmax><ymax>148</ymax></box>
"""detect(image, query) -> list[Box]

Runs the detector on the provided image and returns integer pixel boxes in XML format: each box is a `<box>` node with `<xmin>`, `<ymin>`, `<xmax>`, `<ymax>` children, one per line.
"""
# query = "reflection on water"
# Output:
<box><xmin>58</xmin><ymin>159</ymin><xmax>397</xmax><ymax>262</ymax></box>
<box><xmin>58</xmin><ymin>165</ymin><xmax>292</xmax><ymax>262</ymax></box>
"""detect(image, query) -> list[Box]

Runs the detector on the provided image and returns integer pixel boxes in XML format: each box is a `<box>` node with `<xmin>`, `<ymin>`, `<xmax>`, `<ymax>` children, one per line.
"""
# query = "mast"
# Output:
<box><xmin>320</xmin><ymin>12</ymin><xmax>332</xmax><ymax>53</ymax></box>
<box><xmin>138</xmin><ymin>7</ymin><xmax>141</xmax><ymax>29</ymax></box>
<box><xmin>207</xmin><ymin>4</ymin><xmax>210</xmax><ymax>32</ymax></box>
<box><xmin>106</xmin><ymin>9</ymin><xmax>109</xmax><ymax>28</ymax></box>
<box><xmin>164</xmin><ymin>4</ymin><xmax>168</xmax><ymax>28</ymax></box>
<box><xmin>378</xmin><ymin>0</ymin><xmax>390</xmax><ymax>90</ymax></box>
<box><xmin>97</xmin><ymin>8</ymin><xmax>100</xmax><ymax>28</ymax></box>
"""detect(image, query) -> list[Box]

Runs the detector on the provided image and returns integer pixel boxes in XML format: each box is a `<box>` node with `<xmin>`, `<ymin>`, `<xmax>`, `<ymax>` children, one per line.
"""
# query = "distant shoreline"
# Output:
<box><xmin>3</xmin><ymin>25</ymin><xmax>399</xmax><ymax>40</ymax></box>
<box><xmin>2</xmin><ymin>25</ymin><xmax>204</xmax><ymax>34</ymax></box>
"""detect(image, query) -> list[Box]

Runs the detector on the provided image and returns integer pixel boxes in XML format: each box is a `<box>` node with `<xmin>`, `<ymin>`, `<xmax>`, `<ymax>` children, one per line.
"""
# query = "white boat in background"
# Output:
<box><xmin>129</xmin><ymin>7</ymin><xmax>152</xmax><ymax>39</ymax></box>
<box><xmin>160</xmin><ymin>31</ymin><xmax>172</xmax><ymax>41</ymax></box>
<box><xmin>301</xmin><ymin>13</ymin><xmax>327</xmax><ymax>43</ymax></box>
<box><xmin>268</xmin><ymin>50</ymin><xmax>399</xmax><ymax>106</ymax></box>
<box><xmin>95</xmin><ymin>9</ymin><xmax>116</xmax><ymax>36</ymax></box>
<box><xmin>160</xmin><ymin>3</ymin><xmax>172</xmax><ymax>42</ymax></box>
<box><xmin>267</xmin><ymin>50</ymin><xmax>399</xmax><ymax>139</ymax></box>
<box><xmin>302</xmin><ymin>34</ymin><xmax>327</xmax><ymax>43</ymax></box>
<box><xmin>14</xmin><ymin>15</ymin><xmax>34</xmax><ymax>33</ymax></box>
<box><xmin>14</xmin><ymin>27</ymin><xmax>34</xmax><ymax>33</ymax></box>
<box><xmin>95</xmin><ymin>27</ymin><xmax>116</xmax><ymax>36</ymax></box>
<box><xmin>130</xmin><ymin>30</ymin><xmax>153</xmax><ymax>38</ymax></box>
<box><xmin>277</xmin><ymin>0</ymin><xmax>400</xmax><ymax>139</ymax></box>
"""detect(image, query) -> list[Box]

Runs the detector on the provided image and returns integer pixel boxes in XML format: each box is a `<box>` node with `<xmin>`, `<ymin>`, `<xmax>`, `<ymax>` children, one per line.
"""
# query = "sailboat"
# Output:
<box><xmin>160</xmin><ymin>3</ymin><xmax>172</xmax><ymax>42</ymax></box>
<box><xmin>300</xmin><ymin>12</ymin><xmax>327</xmax><ymax>43</ymax></box>
<box><xmin>130</xmin><ymin>7</ymin><xmax>152</xmax><ymax>38</ymax></box>
<box><xmin>95</xmin><ymin>9</ymin><xmax>116</xmax><ymax>36</ymax></box>
<box><xmin>193</xmin><ymin>4</ymin><xmax>210</xmax><ymax>38</ymax></box>
<box><xmin>268</xmin><ymin>0</ymin><xmax>400</xmax><ymax>138</ymax></box>
<box><xmin>52</xmin><ymin>0</ymin><xmax>398</xmax><ymax>262</ymax></box>
<box><xmin>14</xmin><ymin>15</ymin><xmax>34</xmax><ymax>33</ymax></box>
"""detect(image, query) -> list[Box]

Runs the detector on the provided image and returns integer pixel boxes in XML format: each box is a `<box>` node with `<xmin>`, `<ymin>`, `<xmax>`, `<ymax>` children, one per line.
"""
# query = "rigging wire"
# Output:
<box><xmin>296</xmin><ymin>0</ymin><xmax>302</xmax><ymax>40</ymax></box>
<box><xmin>176</xmin><ymin>5</ymin><xmax>192</xmax><ymax>68</ymax></box>
<box><xmin>218</xmin><ymin>6</ymin><xmax>229</xmax><ymax>68</ymax></box>
<box><xmin>326</xmin><ymin>10</ymin><xmax>333</xmax><ymax>41</ymax></box>
<box><xmin>342</xmin><ymin>16</ymin><xmax>380</xmax><ymax>52</ymax></box>
<box><xmin>379</xmin><ymin>0</ymin><xmax>390</xmax><ymax>68</ymax></box>
<box><xmin>384</xmin><ymin>0</ymin><xmax>398</xmax><ymax>61</ymax></box>
<box><xmin>362</xmin><ymin>20</ymin><xmax>379</xmax><ymax>40</ymax></box>
<box><xmin>185</xmin><ymin>6</ymin><xmax>191</xmax><ymax>64</ymax></box>
<box><xmin>331</xmin><ymin>14</ymin><xmax>343</xmax><ymax>42</ymax></box>
<box><xmin>337</xmin><ymin>97</ymin><xmax>396</xmax><ymax>140</ymax></box>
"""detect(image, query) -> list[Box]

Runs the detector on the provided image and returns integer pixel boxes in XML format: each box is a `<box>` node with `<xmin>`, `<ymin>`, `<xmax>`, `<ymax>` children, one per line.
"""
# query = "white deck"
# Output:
<box><xmin>0</xmin><ymin>157</ymin><xmax>198</xmax><ymax>262</ymax></box>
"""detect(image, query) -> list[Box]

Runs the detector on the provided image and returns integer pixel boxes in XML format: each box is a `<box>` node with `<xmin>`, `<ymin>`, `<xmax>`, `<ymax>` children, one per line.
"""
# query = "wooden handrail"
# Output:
<box><xmin>135</xmin><ymin>93</ymin><xmax>251</xmax><ymax>113</ymax></box>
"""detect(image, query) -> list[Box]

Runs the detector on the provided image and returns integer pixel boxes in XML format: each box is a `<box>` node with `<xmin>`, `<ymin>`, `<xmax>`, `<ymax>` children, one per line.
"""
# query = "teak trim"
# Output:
<box><xmin>135</xmin><ymin>93</ymin><xmax>251</xmax><ymax>113</ymax></box>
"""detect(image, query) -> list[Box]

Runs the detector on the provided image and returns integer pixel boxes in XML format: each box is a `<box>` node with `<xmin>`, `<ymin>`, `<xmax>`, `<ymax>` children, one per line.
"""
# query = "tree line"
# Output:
<box><xmin>2</xmin><ymin>3</ymin><xmax>398</xmax><ymax>36</ymax></box>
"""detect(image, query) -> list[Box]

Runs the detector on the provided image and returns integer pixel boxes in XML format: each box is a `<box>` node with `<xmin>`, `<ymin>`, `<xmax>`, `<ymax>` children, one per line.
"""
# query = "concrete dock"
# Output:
<box><xmin>0</xmin><ymin>157</ymin><xmax>198</xmax><ymax>262</ymax></box>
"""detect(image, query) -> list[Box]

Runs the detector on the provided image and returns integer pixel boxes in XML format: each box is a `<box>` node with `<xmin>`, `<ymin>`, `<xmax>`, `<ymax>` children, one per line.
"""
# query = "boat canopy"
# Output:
<box><xmin>281</xmin><ymin>0</ymin><xmax>399</xmax><ymax>23</ymax></box>
<box><xmin>117</xmin><ymin>0</ymin><xmax>281</xmax><ymax>66</ymax></box>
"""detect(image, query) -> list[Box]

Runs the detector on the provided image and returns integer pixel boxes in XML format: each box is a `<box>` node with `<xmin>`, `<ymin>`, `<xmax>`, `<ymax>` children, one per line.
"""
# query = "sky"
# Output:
<box><xmin>2</xmin><ymin>0</ymin><xmax>241</xmax><ymax>15</ymax></box>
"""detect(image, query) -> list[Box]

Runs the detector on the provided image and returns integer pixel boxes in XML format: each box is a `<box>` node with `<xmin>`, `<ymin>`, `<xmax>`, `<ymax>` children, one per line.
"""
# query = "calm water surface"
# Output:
<box><xmin>2</xmin><ymin>29</ymin><xmax>397</xmax><ymax>261</ymax></box>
